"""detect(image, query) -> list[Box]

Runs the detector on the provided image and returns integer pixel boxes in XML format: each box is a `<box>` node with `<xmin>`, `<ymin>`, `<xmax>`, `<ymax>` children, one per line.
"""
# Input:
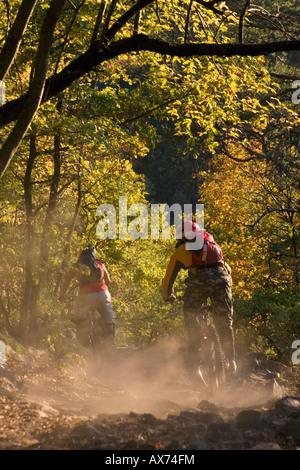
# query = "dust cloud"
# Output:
<box><xmin>82</xmin><ymin>337</ymin><xmax>201</xmax><ymax>418</ymax></box>
<box><xmin>23</xmin><ymin>337</ymin><xmax>282</xmax><ymax>419</ymax></box>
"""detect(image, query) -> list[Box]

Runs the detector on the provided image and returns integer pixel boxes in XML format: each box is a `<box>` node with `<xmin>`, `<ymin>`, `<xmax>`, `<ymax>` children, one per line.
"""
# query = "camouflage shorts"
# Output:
<box><xmin>183</xmin><ymin>265</ymin><xmax>235</xmax><ymax>358</ymax></box>
<box><xmin>184</xmin><ymin>265</ymin><xmax>232</xmax><ymax>311</ymax></box>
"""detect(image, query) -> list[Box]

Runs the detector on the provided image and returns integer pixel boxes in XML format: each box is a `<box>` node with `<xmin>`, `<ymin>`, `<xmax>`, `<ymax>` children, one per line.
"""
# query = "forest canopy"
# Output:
<box><xmin>0</xmin><ymin>0</ymin><xmax>299</xmax><ymax>363</ymax></box>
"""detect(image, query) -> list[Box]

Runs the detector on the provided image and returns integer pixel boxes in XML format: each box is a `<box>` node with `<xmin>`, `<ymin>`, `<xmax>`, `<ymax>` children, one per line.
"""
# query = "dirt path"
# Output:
<box><xmin>0</xmin><ymin>340</ymin><xmax>299</xmax><ymax>451</ymax></box>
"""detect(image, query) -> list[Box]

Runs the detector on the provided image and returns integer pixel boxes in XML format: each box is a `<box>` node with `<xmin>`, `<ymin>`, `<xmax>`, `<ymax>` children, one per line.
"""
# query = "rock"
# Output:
<box><xmin>139</xmin><ymin>413</ymin><xmax>161</xmax><ymax>425</ymax></box>
<box><xmin>250</xmin><ymin>442</ymin><xmax>282</xmax><ymax>450</ymax></box>
<box><xmin>0</xmin><ymin>366</ymin><xmax>17</xmax><ymax>383</ymax></box>
<box><xmin>39</xmin><ymin>404</ymin><xmax>61</xmax><ymax>416</ymax></box>
<box><xmin>179</xmin><ymin>411</ymin><xmax>198</xmax><ymax>423</ymax></box>
<box><xmin>72</xmin><ymin>422</ymin><xmax>105</xmax><ymax>438</ymax></box>
<box><xmin>0</xmin><ymin>385</ymin><xmax>14</xmax><ymax>397</ymax></box>
<box><xmin>194</xmin><ymin>411</ymin><xmax>223</xmax><ymax>424</ymax></box>
<box><xmin>276</xmin><ymin>396</ymin><xmax>300</xmax><ymax>417</ymax></box>
<box><xmin>205</xmin><ymin>422</ymin><xmax>232</xmax><ymax>441</ymax></box>
<box><xmin>166</xmin><ymin>439</ymin><xmax>184</xmax><ymax>450</ymax></box>
<box><xmin>272</xmin><ymin>379</ymin><xmax>288</xmax><ymax>399</ymax></box>
<box><xmin>0</xmin><ymin>342</ymin><xmax>299</xmax><ymax>450</ymax></box>
<box><xmin>276</xmin><ymin>419</ymin><xmax>300</xmax><ymax>440</ymax></box>
<box><xmin>0</xmin><ymin>376</ymin><xmax>15</xmax><ymax>388</ymax></box>
<box><xmin>260</xmin><ymin>359</ymin><xmax>293</xmax><ymax>377</ymax></box>
<box><xmin>169</xmin><ymin>422</ymin><xmax>207</xmax><ymax>441</ymax></box>
<box><xmin>236</xmin><ymin>410</ymin><xmax>261</xmax><ymax>428</ymax></box>
<box><xmin>5</xmin><ymin>345</ymin><xmax>34</xmax><ymax>365</ymax></box>
<box><xmin>197</xmin><ymin>400</ymin><xmax>221</xmax><ymax>413</ymax></box>
<box><xmin>187</xmin><ymin>437</ymin><xmax>208</xmax><ymax>450</ymax></box>
<box><xmin>0</xmin><ymin>365</ymin><xmax>23</xmax><ymax>393</ymax></box>
<box><xmin>246</xmin><ymin>373</ymin><xmax>288</xmax><ymax>399</ymax></box>
<box><xmin>235</xmin><ymin>352</ymin><xmax>265</xmax><ymax>372</ymax></box>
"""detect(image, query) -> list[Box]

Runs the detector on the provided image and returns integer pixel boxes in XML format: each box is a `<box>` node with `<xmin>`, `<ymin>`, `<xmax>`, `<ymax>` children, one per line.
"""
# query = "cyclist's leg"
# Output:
<box><xmin>73</xmin><ymin>294</ymin><xmax>93</xmax><ymax>346</ymax></box>
<box><xmin>209</xmin><ymin>269</ymin><xmax>236</xmax><ymax>371</ymax></box>
<box><xmin>94</xmin><ymin>290</ymin><xmax>116</xmax><ymax>346</ymax></box>
<box><xmin>183</xmin><ymin>276</ymin><xmax>207</xmax><ymax>365</ymax></box>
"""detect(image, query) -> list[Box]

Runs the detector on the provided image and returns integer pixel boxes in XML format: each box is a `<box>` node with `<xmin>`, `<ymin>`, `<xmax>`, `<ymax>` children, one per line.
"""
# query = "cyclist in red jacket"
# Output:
<box><xmin>60</xmin><ymin>246</ymin><xmax>115</xmax><ymax>347</ymax></box>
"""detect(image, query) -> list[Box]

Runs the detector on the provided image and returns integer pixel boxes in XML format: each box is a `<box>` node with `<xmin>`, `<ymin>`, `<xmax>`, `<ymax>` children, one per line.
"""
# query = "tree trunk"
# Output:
<box><xmin>55</xmin><ymin>174</ymin><xmax>83</xmax><ymax>296</ymax></box>
<box><xmin>18</xmin><ymin>135</ymin><xmax>37</xmax><ymax>341</ymax></box>
<box><xmin>0</xmin><ymin>0</ymin><xmax>66</xmax><ymax>179</ymax></box>
<box><xmin>27</xmin><ymin>124</ymin><xmax>63</xmax><ymax>343</ymax></box>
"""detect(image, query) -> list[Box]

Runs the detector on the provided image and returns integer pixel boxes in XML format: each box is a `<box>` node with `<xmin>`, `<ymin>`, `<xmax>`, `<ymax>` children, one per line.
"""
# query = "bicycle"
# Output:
<box><xmin>75</xmin><ymin>310</ymin><xmax>109</xmax><ymax>351</ymax></box>
<box><xmin>63</xmin><ymin>293</ymin><xmax>110</xmax><ymax>352</ymax></box>
<box><xmin>175</xmin><ymin>296</ymin><xmax>226</xmax><ymax>391</ymax></box>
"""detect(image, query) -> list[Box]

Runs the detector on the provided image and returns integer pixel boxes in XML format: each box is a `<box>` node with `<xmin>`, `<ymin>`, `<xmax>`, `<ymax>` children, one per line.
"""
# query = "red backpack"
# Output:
<box><xmin>191</xmin><ymin>231</ymin><xmax>223</xmax><ymax>267</ymax></box>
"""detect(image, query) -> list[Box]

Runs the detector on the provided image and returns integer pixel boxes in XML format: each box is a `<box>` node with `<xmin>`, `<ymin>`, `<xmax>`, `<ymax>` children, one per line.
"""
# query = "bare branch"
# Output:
<box><xmin>91</xmin><ymin>1</ymin><xmax>108</xmax><ymax>45</ymax></box>
<box><xmin>98</xmin><ymin>0</ymin><xmax>119</xmax><ymax>47</ymax></box>
<box><xmin>133</xmin><ymin>10</ymin><xmax>142</xmax><ymax>35</ymax></box>
<box><xmin>54</xmin><ymin>0</ymin><xmax>87</xmax><ymax>75</ymax></box>
<box><xmin>0</xmin><ymin>0</ymin><xmax>39</xmax><ymax>80</ymax></box>
<box><xmin>184</xmin><ymin>1</ymin><xmax>194</xmax><ymax>44</ymax></box>
<box><xmin>103</xmin><ymin>0</ymin><xmax>155</xmax><ymax>44</ymax></box>
<box><xmin>119</xmin><ymin>88</ymin><xmax>197</xmax><ymax>125</ymax></box>
<box><xmin>221</xmin><ymin>146</ymin><xmax>262</xmax><ymax>163</ymax></box>
<box><xmin>193</xmin><ymin>0</ymin><xmax>224</xmax><ymax>16</ymax></box>
<box><xmin>248</xmin><ymin>208</ymin><xmax>299</xmax><ymax>229</ymax></box>
<box><xmin>239</xmin><ymin>0</ymin><xmax>251</xmax><ymax>44</ymax></box>
<box><xmin>267</xmin><ymin>72</ymin><xmax>300</xmax><ymax>81</ymax></box>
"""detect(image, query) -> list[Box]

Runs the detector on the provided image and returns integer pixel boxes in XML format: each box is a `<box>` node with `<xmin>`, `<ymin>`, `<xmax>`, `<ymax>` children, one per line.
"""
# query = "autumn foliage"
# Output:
<box><xmin>0</xmin><ymin>1</ymin><xmax>299</xmax><ymax>363</ymax></box>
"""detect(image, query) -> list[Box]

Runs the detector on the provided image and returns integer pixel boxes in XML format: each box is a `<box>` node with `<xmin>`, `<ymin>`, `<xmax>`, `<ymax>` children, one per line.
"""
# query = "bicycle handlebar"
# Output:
<box><xmin>165</xmin><ymin>294</ymin><xmax>184</xmax><ymax>304</ymax></box>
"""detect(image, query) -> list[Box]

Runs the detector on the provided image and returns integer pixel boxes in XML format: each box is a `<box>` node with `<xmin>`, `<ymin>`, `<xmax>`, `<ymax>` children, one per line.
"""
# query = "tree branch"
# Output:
<box><xmin>98</xmin><ymin>0</ymin><xmax>118</xmax><ymax>48</ymax></box>
<box><xmin>0</xmin><ymin>0</ymin><xmax>67</xmax><ymax>179</ymax></box>
<box><xmin>184</xmin><ymin>0</ymin><xmax>194</xmax><ymax>44</ymax></box>
<box><xmin>0</xmin><ymin>35</ymin><xmax>300</xmax><ymax>128</ymax></box>
<box><xmin>119</xmin><ymin>88</ymin><xmax>197</xmax><ymax>126</ymax></box>
<box><xmin>0</xmin><ymin>0</ymin><xmax>38</xmax><ymax>80</ymax></box>
<box><xmin>91</xmin><ymin>1</ymin><xmax>107</xmax><ymax>45</ymax></box>
<box><xmin>248</xmin><ymin>208</ymin><xmax>299</xmax><ymax>229</ymax></box>
<box><xmin>102</xmin><ymin>0</ymin><xmax>154</xmax><ymax>44</ymax></box>
<box><xmin>239</xmin><ymin>0</ymin><xmax>251</xmax><ymax>44</ymax></box>
<box><xmin>193</xmin><ymin>0</ymin><xmax>224</xmax><ymax>16</ymax></box>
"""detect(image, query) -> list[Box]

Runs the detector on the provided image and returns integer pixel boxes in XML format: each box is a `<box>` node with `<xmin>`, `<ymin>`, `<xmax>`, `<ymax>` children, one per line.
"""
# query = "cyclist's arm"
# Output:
<box><xmin>162</xmin><ymin>258</ymin><xmax>184</xmax><ymax>300</ymax></box>
<box><xmin>162</xmin><ymin>245</ymin><xmax>192</xmax><ymax>300</ymax></box>
<box><xmin>224</xmin><ymin>262</ymin><xmax>232</xmax><ymax>275</ymax></box>
<box><xmin>60</xmin><ymin>268</ymin><xmax>77</xmax><ymax>298</ymax></box>
<box><xmin>102</xmin><ymin>264</ymin><xmax>111</xmax><ymax>285</ymax></box>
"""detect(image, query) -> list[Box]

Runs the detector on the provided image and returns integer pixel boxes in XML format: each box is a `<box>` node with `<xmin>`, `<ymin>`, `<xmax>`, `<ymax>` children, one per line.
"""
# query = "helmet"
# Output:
<box><xmin>175</xmin><ymin>220</ymin><xmax>201</xmax><ymax>240</ymax></box>
<box><xmin>80</xmin><ymin>246</ymin><xmax>96</xmax><ymax>258</ymax></box>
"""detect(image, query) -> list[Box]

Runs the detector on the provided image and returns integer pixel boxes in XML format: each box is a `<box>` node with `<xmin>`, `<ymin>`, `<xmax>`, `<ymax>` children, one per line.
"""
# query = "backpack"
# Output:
<box><xmin>191</xmin><ymin>231</ymin><xmax>223</xmax><ymax>267</ymax></box>
<box><xmin>76</xmin><ymin>248</ymin><xmax>104</xmax><ymax>285</ymax></box>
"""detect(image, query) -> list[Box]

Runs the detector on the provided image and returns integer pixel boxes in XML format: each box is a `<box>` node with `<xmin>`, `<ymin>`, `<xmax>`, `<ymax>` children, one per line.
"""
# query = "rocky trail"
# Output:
<box><xmin>0</xmin><ymin>339</ymin><xmax>300</xmax><ymax>452</ymax></box>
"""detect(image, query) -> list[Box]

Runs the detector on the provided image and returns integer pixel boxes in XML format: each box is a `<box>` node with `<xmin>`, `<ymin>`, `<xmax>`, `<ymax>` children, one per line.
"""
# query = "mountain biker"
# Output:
<box><xmin>60</xmin><ymin>246</ymin><xmax>115</xmax><ymax>348</ymax></box>
<box><xmin>162</xmin><ymin>220</ymin><xmax>236</xmax><ymax>373</ymax></box>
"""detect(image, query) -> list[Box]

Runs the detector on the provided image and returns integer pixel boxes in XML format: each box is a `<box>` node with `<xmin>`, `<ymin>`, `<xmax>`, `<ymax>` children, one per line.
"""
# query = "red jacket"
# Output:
<box><xmin>79</xmin><ymin>261</ymin><xmax>109</xmax><ymax>294</ymax></box>
<box><xmin>60</xmin><ymin>261</ymin><xmax>111</xmax><ymax>297</ymax></box>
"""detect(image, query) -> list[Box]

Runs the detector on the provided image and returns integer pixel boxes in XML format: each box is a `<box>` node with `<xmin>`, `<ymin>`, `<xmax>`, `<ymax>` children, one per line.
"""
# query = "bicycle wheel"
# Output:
<box><xmin>197</xmin><ymin>323</ymin><xmax>226</xmax><ymax>390</ymax></box>
<box><xmin>91</xmin><ymin>316</ymin><xmax>107</xmax><ymax>349</ymax></box>
<box><xmin>75</xmin><ymin>316</ymin><xmax>93</xmax><ymax>347</ymax></box>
